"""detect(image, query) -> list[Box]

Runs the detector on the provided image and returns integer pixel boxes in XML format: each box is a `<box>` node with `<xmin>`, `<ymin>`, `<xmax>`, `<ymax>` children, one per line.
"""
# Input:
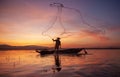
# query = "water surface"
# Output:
<box><xmin>0</xmin><ymin>49</ymin><xmax>120</xmax><ymax>77</ymax></box>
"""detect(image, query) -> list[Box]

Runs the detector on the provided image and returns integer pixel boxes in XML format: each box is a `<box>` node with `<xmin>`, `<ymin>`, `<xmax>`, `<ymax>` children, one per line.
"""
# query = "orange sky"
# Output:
<box><xmin>0</xmin><ymin>0</ymin><xmax>120</xmax><ymax>48</ymax></box>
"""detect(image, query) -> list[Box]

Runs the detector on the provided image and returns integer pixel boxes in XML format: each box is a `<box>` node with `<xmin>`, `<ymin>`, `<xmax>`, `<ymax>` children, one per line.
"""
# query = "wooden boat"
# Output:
<box><xmin>36</xmin><ymin>48</ymin><xmax>83</xmax><ymax>55</ymax></box>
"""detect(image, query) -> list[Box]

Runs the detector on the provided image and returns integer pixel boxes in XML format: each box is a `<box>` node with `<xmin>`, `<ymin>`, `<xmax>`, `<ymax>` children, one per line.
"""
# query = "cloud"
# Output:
<box><xmin>80</xmin><ymin>29</ymin><xmax>110</xmax><ymax>41</ymax></box>
<box><xmin>106</xmin><ymin>25</ymin><xmax>120</xmax><ymax>32</ymax></box>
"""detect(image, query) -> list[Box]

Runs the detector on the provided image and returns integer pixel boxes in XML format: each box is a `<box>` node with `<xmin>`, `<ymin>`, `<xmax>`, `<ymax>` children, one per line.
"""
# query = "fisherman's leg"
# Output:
<box><xmin>84</xmin><ymin>49</ymin><xmax>88</xmax><ymax>54</ymax></box>
<box><xmin>54</xmin><ymin>46</ymin><xmax>59</xmax><ymax>55</ymax></box>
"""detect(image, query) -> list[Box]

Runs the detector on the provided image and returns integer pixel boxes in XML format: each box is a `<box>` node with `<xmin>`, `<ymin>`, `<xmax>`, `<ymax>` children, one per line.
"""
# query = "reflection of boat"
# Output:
<box><xmin>36</xmin><ymin>48</ymin><xmax>83</xmax><ymax>55</ymax></box>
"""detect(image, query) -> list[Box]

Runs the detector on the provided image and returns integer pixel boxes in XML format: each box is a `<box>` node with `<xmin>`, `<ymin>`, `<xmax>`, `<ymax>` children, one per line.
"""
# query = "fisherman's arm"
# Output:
<box><xmin>52</xmin><ymin>39</ymin><xmax>55</xmax><ymax>41</ymax></box>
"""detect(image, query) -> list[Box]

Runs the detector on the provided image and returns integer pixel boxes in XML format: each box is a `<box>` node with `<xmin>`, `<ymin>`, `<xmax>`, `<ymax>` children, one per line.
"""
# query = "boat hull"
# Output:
<box><xmin>36</xmin><ymin>48</ymin><xmax>83</xmax><ymax>55</ymax></box>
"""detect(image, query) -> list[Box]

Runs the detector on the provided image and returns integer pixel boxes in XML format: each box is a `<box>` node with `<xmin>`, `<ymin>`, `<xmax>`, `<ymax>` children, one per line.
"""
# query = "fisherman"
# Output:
<box><xmin>52</xmin><ymin>37</ymin><xmax>61</xmax><ymax>51</ymax></box>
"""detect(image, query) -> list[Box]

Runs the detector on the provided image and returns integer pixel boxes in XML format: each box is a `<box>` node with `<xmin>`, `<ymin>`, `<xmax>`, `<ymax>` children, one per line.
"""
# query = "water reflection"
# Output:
<box><xmin>52</xmin><ymin>53</ymin><xmax>62</xmax><ymax>72</ymax></box>
<box><xmin>0</xmin><ymin>49</ymin><xmax>119</xmax><ymax>77</ymax></box>
<box><xmin>36</xmin><ymin>51</ymin><xmax>62</xmax><ymax>74</ymax></box>
<box><xmin>36</xmin><ymin>50</ymin><xmax>88</xmax><ymax>75</ymax></box>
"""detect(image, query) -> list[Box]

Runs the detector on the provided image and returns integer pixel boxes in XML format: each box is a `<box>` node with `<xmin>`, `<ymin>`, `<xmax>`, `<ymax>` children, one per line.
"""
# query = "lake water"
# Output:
<box><xmin>0</xmin><ymin>49</ymin><xmax>120</xmax><ymax>77</ymax></box>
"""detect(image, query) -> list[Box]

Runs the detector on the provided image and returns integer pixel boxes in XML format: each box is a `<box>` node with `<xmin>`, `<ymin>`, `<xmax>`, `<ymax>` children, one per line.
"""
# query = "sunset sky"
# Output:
<box><xmin>0</xmin><ymin>0</ymin><xmax>120</xmax><ymax>48</ymax></box>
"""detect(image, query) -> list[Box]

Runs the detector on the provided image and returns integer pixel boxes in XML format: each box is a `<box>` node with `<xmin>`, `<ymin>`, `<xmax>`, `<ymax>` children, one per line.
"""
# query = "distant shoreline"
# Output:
<box><xmin>0</xmin><ymin>48</ymin><xmax>120</xmax><ymax>50</ymax></box>
<box><xmin>0</xmin><ymin>44</ymin><xmax>120</xmax><ymax>50</ymax></box>
<box><xmin>86</xmin><ymin>48</ymin><xmax>120</xmax><ymax>49</ymax></box>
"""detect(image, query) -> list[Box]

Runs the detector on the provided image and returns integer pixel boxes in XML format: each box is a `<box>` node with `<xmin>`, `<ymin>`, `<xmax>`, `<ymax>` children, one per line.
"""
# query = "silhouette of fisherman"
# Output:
<box><xmin>52</xmin><ymin>37</ymin><xmax>61</xmax><ymax>52</ymax></box>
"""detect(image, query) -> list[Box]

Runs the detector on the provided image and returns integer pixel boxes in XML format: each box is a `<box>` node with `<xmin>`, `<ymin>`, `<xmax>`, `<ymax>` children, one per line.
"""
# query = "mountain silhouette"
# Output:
<box><xmin>0</xmin><ymin>44</ymin><xmax>48</xmax><ymax>50</ymax></box>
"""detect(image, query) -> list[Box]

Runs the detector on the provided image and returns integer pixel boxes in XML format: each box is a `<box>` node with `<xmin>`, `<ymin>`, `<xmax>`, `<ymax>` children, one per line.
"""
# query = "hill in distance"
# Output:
<box><xmin>0</xmin><ymin>44</ymin><xmax>48</xmax><ymax>50</ymax></box>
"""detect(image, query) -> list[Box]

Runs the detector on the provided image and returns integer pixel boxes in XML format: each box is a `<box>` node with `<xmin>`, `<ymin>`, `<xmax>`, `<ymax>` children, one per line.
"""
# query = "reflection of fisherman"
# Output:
<box><xmin>52</xmin><ymin>37</ymin><xmax>61</xmax><ymax>51</ymax></box>
<box><xmin>52</xmin><ymin>53</ymin><xmax>61</xmax><ymax>72</ymax></box>
<box><xmin>55</xmin><ymin>54</ymin><xmax>61</xmax><ymax>68</ymax></box>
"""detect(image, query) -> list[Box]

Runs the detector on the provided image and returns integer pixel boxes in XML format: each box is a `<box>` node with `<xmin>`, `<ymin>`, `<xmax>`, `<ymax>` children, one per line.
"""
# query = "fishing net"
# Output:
<box><xmin>42</xmin><ymin>3</ymin><xmax>106</xmax><ymax>39</ymax></box>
